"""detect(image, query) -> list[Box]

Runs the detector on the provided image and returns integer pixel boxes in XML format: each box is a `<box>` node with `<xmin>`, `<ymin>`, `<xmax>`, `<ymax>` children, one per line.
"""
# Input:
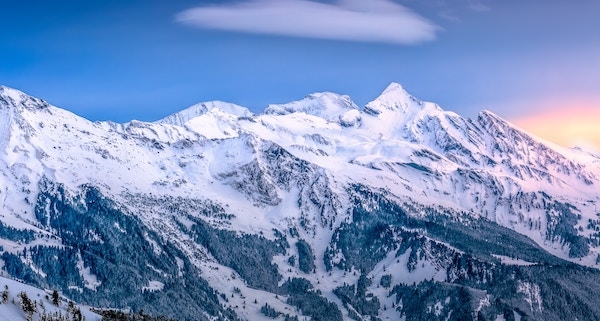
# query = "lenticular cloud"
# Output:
<box><xmin>176</xmin><ymin>0</ymin><xmax>440</xmax><ymax>45</ymax></box>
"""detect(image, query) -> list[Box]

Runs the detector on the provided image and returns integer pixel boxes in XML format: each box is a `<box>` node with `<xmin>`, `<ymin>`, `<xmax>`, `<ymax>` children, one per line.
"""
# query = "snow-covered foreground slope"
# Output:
<box><xmin>1</xmin><ymin>84</ymin><xmax>600</xmax><ymax>321</ymax></box>
<box><xmin>0</xmin><ymin>276</ymin><xmax>101</xmax><ymax>321</ymax></box>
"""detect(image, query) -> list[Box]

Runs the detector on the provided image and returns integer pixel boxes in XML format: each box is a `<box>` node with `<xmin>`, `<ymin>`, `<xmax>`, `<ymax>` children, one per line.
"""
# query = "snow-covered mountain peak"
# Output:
<box><xmin>477</xmin><ymin>109</ymin><xmax>509</xmax><ymax>126</ymax></box>
<box><xmin>357</xmin><ymin>84</ymin><xmax>455</xmax><ymax>143</ymax></box>
<box><xmin>476</xmin><ymin>109</ymin><xmax>544</xmax><ymax>148</ymax></box>
<box><xmin>0</xmin><ymin>85</ymin><xmax>20</xmax><ymax>97</ymax></box>
<box><xmin>0</xmin><ymin>85</ymin><xmax>50</xmax><ymax>111</ymax></box>
<box><xmin>571</xmin><ymin>146</ymin><xmax>600</xmax><ymax>159</ymax></box>
<box><xmin>157</xmin><ymin>100</ymin><xmax>252</xmax><ymax>126</ymax></box>
<box><xmin>264</xmin><ymin>92</ymin><xmax>359</xmax><ymax>125</ymax></box>
<box><xmin>363</xmin><ymin>82</ymin><xmax>424</xmax><ymax>116</ymax></box>
<box><xmin>381</xmin><ymin>82</ymin><xmax>407</xmax><ymax>96</ymax></box>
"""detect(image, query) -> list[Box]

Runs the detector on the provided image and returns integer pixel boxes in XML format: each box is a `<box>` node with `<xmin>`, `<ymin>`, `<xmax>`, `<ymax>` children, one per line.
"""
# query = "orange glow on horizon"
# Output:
<box><xmin>510</xmin><ymin>105</ymin><xmax>600</xmax><ymax>151</ymax></box>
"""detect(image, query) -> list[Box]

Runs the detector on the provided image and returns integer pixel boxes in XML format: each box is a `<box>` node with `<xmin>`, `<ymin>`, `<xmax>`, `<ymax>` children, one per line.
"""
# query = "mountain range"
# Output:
<box><xmin>0</xmin><ymin>83</ymin><xmax>599</xmax><ymax>321</ymax></box>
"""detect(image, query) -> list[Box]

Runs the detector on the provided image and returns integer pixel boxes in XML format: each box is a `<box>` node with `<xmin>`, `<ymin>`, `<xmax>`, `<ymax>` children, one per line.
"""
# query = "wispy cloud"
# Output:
<box><xmin>175</xmin><ymin>0</ymin><xmax>440</xmax><ymax>45</ymax></box>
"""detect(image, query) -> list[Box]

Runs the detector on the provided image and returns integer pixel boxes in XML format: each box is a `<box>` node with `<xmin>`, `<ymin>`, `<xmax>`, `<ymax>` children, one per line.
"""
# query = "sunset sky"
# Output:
<box><xmin>1</xmin><ymin>0</ymin><xmax>599</xmax><ymax>150</ymax></box>
<box><xmin>511</xmin><ymin>103</ymin><xmax>600</xmax><ymax>152</ymax></box>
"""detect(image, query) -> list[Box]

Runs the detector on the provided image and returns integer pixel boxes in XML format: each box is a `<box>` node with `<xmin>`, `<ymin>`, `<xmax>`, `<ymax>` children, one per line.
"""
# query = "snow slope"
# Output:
<box><xmin>0</xmin><ymin>276</ymin><xmax>101</xmax><ymax>321</ymax></box>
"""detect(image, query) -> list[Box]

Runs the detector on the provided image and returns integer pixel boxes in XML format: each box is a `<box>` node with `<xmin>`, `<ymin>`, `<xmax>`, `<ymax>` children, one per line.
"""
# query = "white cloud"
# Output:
<box><xmin>175</xmin><ymin>0</ymin><xmax>440</xmax><ymax>45</ymax></box>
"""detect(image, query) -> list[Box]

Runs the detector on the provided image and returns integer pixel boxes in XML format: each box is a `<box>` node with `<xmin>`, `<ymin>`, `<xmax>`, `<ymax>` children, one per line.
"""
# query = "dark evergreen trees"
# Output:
<box><xmin>296</xmin><ymin>240</ymin><xmax>316</xmax><ymax>273</ymax></box>
<box><xmin>260</xmin><ymin>303</ymin><xmax>282</xmax><ymax>318</ymax></box>
<box><xmin>1</xmin><ymin>285</ymin><xmax>8</xmax><ymax>303</ymax></box>
<box><xmin>52</xmin><ymin>289</ymin><xmax>60</xmax><ymax>306</ymax></box>
<box><xmin>19</xmin><ymin>291</ymin><xmax>36</xmax><ymax>320</ymax></box>
<box><xmin>282</xmin><ymin>278</ymin><xmax>342</xmax><ymax>321</ymax></box>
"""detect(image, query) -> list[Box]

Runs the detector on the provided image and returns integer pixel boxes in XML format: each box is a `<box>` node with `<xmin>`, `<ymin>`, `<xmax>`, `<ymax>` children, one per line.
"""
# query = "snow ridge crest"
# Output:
<box><xmin>0</xmin><ymin>85</ymin><xmax>50</xmax><ymax>111</ymax></box>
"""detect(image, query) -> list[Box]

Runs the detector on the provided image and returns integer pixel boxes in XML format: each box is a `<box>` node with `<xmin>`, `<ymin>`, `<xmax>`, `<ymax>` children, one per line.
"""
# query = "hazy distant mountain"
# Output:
<box><xmin>1</xmin><ymin>83</ymin><xmax>600</xmax><ymax>321</ymax></box>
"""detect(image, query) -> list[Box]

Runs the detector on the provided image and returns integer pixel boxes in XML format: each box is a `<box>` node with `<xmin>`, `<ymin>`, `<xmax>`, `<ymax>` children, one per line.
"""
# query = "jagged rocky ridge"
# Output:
<box><xmin>0</xmin><ymin>84</ymin><xmax>600</xmax><ymax>320</ymax></box>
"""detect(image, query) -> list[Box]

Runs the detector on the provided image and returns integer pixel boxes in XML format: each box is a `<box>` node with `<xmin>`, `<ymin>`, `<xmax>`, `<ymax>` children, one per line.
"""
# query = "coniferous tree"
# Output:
<box><xmin>1</xmin><ymin>285</ymin><xmax>8</xmax><ymax>303</ymax></box>
<box><xmin>52</xmin><ymin>289</ymin><xmax>60</xmax><ymax>306</ymax></box>
<box><xmin>72</xmin><ymin>307</ymin><xmax>84</xmax><ymax>321</ymax></box>
<box><xmin>19</xmin><ymin>291</ymin><xmax>36</xmax><ymax>321</ymax></box>
<box><xmin>68</xmin><ymin>300</ymin><xmax>75</xmax><ymax>312</ymax></box>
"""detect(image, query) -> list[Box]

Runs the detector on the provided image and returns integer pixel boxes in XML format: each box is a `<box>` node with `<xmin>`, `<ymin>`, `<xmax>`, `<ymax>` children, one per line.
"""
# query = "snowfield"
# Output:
<box><xmin>0</xmin><ymin>276</ymin><xmax>101</xmax><ymax>321</ymax></box>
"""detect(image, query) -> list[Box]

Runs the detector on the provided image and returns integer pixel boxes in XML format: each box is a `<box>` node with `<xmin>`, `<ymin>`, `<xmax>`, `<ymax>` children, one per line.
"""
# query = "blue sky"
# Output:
<box><xmin>1</xmin><ymin>0</ymin><xmax>599</xmax><ymax>148</ymax></box>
